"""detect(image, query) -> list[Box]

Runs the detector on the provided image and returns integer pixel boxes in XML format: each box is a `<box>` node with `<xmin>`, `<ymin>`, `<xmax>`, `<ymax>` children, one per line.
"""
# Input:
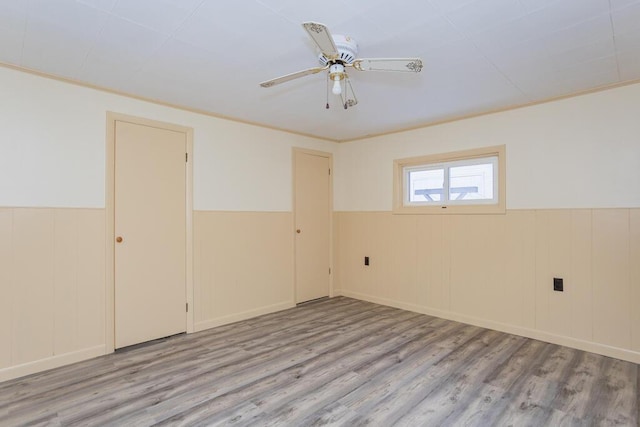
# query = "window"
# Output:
<box><xmin>393</xmin><ymin>145</ymin><xmax>505</xmax><ymax>214</ymax></box>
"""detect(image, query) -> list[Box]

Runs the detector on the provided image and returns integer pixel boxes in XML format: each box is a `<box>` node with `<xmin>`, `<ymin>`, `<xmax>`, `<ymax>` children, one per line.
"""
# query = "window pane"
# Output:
<box><xmin>449</xmin><ymin>162</ymin><xmax>494</xmax><ymax>201</ymax></box>
<box><xmin>408</xmin><ymin>168</ymin><xmax>444</xmax><ymax>202</ymax></box>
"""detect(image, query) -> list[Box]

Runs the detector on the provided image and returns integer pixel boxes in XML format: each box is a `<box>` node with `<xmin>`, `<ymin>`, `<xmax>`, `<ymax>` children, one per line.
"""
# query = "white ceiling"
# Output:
<box><xmin>1</xmin><ymin>0</ymin><xmax>639</xmax><ymax>141</ymax></box>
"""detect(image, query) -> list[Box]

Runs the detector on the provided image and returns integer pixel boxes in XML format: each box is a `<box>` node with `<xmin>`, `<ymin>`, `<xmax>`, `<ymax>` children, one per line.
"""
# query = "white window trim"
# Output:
<box><xmin>393</xmin><ymin>145</ymin><xmax>506</xmax><ymax>215</ymax></box>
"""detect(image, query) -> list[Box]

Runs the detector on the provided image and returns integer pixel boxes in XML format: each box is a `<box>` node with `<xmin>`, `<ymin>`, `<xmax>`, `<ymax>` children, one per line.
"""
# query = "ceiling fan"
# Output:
<box><xmin>260</xmin><ymin>22</ymin><xmax>423</xmax><ymax>109</ymax></box>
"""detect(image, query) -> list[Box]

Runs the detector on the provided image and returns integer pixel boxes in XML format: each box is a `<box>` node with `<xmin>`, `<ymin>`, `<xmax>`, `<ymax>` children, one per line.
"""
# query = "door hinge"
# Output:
<box><xmin>329</xmin><ymin>267</ymin><xmax>331</xmax><ymax>275</ymax></box>
<box><xmin>186</xmin><ymin>302</ymin><xmax>189</xmax><ymax>312</ymax></box>
<box><xmin>328</xmin><ymin>168</ymin><xmax>331</xmax><ymax>175</ymax></box>
<box><xmin>185</xmin><ymin>153</ymin><xmax>188</xmax><ymax>162</ymax></box>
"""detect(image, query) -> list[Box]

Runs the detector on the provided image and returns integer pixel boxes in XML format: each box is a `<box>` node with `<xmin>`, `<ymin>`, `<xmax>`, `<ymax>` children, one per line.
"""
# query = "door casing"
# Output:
<box><xmin>105</xmin><ymin>112</ymin><xmax>194</xmax><ymax>353</ymax></box>
<box><xmin>292</xmin><ymin>148</ymin><xmax>334</xmax><ymax>303</ymax></box>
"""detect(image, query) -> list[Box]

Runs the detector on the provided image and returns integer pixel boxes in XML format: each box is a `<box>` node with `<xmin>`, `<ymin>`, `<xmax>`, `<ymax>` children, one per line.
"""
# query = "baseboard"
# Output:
<box><xmin>340</xmin><ymin>290</ymin><xmax>640</xmax><ymax>364</ymax></box>
<box><xmin>194</xmin><ymin>301</ymin><xmax>295</xmax><ymax>332</ymax></box>
<box><xmin>0</xmin><ymin>345</ymin><xmax>107</xmax><ymax>383</ymax></box>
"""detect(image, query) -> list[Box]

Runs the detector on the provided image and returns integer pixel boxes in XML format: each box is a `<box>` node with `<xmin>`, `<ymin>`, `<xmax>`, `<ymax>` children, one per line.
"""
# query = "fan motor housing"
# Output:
<box><xmin>318</xmin><ymin>35</ymin><xmax>358</xmax><ymax>65</ymax></box>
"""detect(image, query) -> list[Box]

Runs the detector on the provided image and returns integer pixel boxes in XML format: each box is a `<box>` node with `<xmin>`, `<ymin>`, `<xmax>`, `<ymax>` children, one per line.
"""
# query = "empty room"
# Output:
<box><xmin>0</xmin><ymin>0</ymin><xmax>639</xmax><ymax>425</ymax></box>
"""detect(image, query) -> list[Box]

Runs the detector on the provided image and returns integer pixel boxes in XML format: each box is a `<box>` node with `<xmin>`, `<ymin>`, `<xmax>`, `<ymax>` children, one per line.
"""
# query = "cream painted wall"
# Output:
<box><xmin>335</xmin><ymin>82</ymin><xmax>640</xmax><ymax>211</ymax></box>
<box><xmin>0</xmin><ymin>66</ymin><xmax>336</xmax><ymax>210</ymax></box>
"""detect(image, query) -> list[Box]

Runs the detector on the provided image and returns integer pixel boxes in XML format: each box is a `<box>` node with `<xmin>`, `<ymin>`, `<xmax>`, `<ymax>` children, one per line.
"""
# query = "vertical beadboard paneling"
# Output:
<box><xmin>519</xmin><ymin>210</ymin><xmax>537</xmax><ymax>329</ymax></box>
<box><xmin>214</xmin><ymin>212</ymin><xmax>252</xmax><ymax>316</ymax></box>
<box><xmin>534</xmin><ymin>210</ymin><xmax>550</xmax><ymax>332</ymax></box>
<box><xmin>501</xmin><ymin>211</ymin><xmax>533</xmax><ymax>327</ymax></box>
<box><xmin>193</xmin><ymin>211</ymin><xmax>294</xmax><ymax>329</ymax></box>
<box><xmin>338</xmin><ymin>212</ymin><xmax>368</xmax><ymax>297</ymax></box>
<box><xmin>53</xmin><ymin>209</ymin><xmax>79</xmax><ymax>355</ymax></box>
<box><xmin>12</xmin><ymin>208</ymin><xmax>55</xmax><ymax>364</ymax></box>
<box><xmin>416</xmin><ymin>214</ymin><xmax>445</xmax><ymax>310</ymax></box>
<box><xmin>570</xmin><ymin>210</ymin><xmax>593</xmax><ymax>341</ymax></box>
<box><xmin>449</xmin><ymin>215</ymin><xmax>493</xmax><ymax>320</ymax></box>
<box><xmin>441</xmin><ymin>215</ymin><xmax>452</xmax><ymax>311</ymax></box>
<box><xmin>631</xmin><ymin>209</ymin><xmax>640</xmax><ymax>352</ymax></box>
<box><xmin>485</xmin><ymin>214</ymin><xmax>508</xmax><ymax>323</ymax></box>
<box><xmin>362</xmin><ymin>213</ymin><xmax>375</xmax><ymax>297</ymax></box>
<box><xmin>335</xmin><ymin>212</ymin><xmax>349</xmax><ymax>296</ymax></box>
<box><xmin>548</xmin><ymin>210</ymin><xmax>572</xmax><ymax>337</ymax></box>
<box><xmin>244</xmin><ymin>212</ymin><xmax>294</xmax><ymax>307</ymax></box>
<box><xmin>592</xmin><ymin>209</ymin><xmax>631</xmax><ymax>349</ymax></box>
<box><xmin>506</xmin><ymin>211</ymin><xmax>536</xmax><ymax>327</ymax></box>
<box><xmin>0</xmin><ymin>207</ymin><xmax>105</xmax><ymax>378</ymax></box>
<box><xmin>390</xmin><ymin>215</ymin><xmax>418</xmax><ymax>305</ymax></box>
<box><xmin>535</xmin><ymin>210</ymin><xmax>573</xmax><ymax>337</ymax></box>
<box><xmin>370</xmin><ymin>212</ymin><xmax>393</xmax><ymax>300</ymax></box>
<box><xmin>193</xmin><ymin>212</ymin><xmax>206</xmax><ymax>323</ymax></box>
<box><xmin>0</xmin><ymin>209</ymin><xmax>12</xmax><ymax>368</ymax></box>
<box><xmin>332</xmin><ymin>212</ymin><xmax>340</xmax><ymax>294</ymax></box>
<box><xmin>204</xmin><ymin>211</ymin><xmax>244</xmax><ymax>317</ymax></box>
<box><xmin>76</xmin><ymin>209</ymin><xmax>105</xmax><ymax>348</ymax></box>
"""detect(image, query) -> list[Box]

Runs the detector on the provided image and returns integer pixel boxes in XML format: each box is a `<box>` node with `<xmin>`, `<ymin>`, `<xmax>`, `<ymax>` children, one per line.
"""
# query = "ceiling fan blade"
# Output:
<box><xmin>352</xmin><ymin>58</ymin><xmax>423</xmax><ymax>73</ymax></box>
<box><xmin>302</xmin><ymin>22</ymin><xmax>339</xmax><ymax>60</ymax></box>
<box><xmin>260</xmin><ymin>65</ymin><xmax>328</xmax><ymax>88</ymax></box>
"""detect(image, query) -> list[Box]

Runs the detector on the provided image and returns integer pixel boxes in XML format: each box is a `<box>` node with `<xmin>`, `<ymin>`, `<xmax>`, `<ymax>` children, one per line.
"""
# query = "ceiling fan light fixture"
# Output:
<box><xmin>332</xmin><ymin>79</ymin><xmax>342</xmax><ymax>95</ymax></box>
<box><xmin>329</xmin><ymin>63</ymin><xmax>345</xmax><ymax>95</ymax></box>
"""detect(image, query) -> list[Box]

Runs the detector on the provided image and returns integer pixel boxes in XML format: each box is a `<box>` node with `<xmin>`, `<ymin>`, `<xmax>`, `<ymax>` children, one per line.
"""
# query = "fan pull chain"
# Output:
<box><xmin>341</xmin><ymin>75</ymin><xmax>348</xmax><ymax>109</ymax></box>
<box><xmin>325</xmin><ymin>72</ymin><xmax>330</xmax><ymax>109</ymax></box>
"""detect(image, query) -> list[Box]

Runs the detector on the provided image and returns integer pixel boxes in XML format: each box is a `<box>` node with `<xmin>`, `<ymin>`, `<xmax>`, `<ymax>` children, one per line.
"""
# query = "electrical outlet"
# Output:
<box><xmin>553</xmin><ymin>277</ymin><xmax>563</xmax><ymax>292</ymax></box>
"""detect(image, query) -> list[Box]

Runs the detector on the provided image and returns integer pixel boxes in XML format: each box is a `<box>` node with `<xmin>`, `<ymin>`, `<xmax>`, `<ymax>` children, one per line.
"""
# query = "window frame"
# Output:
<box><xmin>393</xmin><ymin>145</ymin><xmax>506</xmax><ymax>215</ymax></box>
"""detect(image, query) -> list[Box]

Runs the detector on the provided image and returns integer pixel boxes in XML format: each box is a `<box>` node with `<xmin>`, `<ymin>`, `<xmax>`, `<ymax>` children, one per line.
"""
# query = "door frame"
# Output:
<box><xmin>105</xmin><ymin>112</ymin><xmax>194</xmax><ymax>353</ymax></box>
<box><xmin>292</xmin><ymin>147</ymin><xmax>334</xmax><ymax>303</ymax></box>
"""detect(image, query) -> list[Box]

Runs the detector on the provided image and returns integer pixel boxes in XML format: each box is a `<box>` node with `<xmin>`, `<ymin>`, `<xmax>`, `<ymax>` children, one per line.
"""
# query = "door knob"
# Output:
<box><xmin>116</xmin><ymin>236</ymin><xmax>123</xmax><ymax>243</ymax></box>
<box><xmin>296</xmin><ymin>229</ymin><xmax>301</xmax><ymax>234</ymax></box>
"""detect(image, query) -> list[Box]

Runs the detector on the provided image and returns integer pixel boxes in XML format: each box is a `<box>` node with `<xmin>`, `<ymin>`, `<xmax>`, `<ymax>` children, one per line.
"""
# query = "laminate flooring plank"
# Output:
<box><xmin>549</xmin><ymin>351</ymin><xmax>604</xmax><ymax>419</ymax></box>
<box><xmin>482</xmin><ymin>338</ymin><xmax>551</xmax><ymax>390</ymax></box>
<box><xmin>454</xmin><ymin>341</ymin><xmax>559</xmax><ymax>426</ymax></box>
<box><xmin>296</xmin><ymin>402</ymin><xmax>364</xmax><ymax>427</ymax></box>
<box><xmin>490</xmin><ymin>344</ymin><xmax>583</xmax><ymax>426</ymax></box>
<box><xmin>583</xmin><ymin>357</ymin><xmax>638</xmax><ymax>425</ymax></box>
<box><xmin>0</xmin><ymin>297</ymin><xmax>637</xmax><ymax>426</ymax></box>
<box><xmin>435</xmin><ymin>381</ymin><xmax>517</xmax><ymax>427</ymax></box>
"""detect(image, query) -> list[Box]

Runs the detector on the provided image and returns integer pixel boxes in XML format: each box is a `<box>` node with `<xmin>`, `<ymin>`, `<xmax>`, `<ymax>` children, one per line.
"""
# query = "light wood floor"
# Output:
<box><xmin>0</xmin><ymin>297</ymin><xmax>638</xmax><ymax>426</ymax></box>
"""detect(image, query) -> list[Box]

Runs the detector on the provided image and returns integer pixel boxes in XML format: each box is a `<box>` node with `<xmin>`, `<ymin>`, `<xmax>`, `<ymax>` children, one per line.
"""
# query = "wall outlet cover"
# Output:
<box><xmin>553</xmin><ymin>277</ymin><xmax>563</xmax><ymax>292</ymax></box>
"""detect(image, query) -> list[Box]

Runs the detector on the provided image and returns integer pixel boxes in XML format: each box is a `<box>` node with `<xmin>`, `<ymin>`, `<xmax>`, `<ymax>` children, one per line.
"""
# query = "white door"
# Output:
<box><xmin>114</xmin><ymin>120</ymin><xmax>187</xmax><ymax>349</ymax></box>
<box><xmin>294</xmin><ymin>150</ymin><xmax>331</xmax><ymax>303</ymax></box>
